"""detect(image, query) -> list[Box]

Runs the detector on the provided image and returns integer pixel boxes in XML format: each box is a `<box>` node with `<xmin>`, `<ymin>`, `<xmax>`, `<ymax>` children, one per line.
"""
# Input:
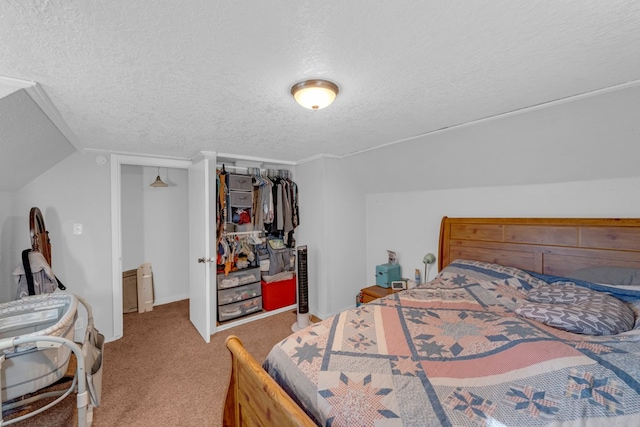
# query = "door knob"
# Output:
<box><xmin>198</xmin><ymin>257</ymin><xmax>211</xmax><ymax>263</ymax></box>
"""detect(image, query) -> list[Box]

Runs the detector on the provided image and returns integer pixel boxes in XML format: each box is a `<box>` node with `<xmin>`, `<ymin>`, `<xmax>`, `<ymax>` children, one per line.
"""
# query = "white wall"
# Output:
<box><xmin>0</xmin><ymin>191</ymin><xmax>15</xmax><ymax>302</ymax></box>
<box><xmin>121</xmin><ymin>165</ymin><xmax>145</xmax><ymax>271</ymax></box>
<box><xmin>347</xmin><ymin>84</ymin><xmax>640</xmax><ymax>194</ymax></box>
<box><xmin>366</xmin><ymin>177</ymin><xmax>640</xmax><ymax>285</ymax></box>
<box><xmin>121</xmin><ymin>165</ymin><xmax>190</xmax><ymax>306</ymax></box>
<box><xmin>295</xmin><ymin>158</ymin><xmax>328</xmax><ymax>318</ymax></box>
<box><xmin>141</xmin><ymin>166</ymin><xmax>189</xmax><ymax>305</ymax></box>
<box><xmin>8</xmin><ymin>154</ymin><xmax>190</xmax><ymax>341</ymax></box>
<box><xmin>344</xmin><ymin>83</ymin><xmax>640</xmax><ymax>296</ymax></box>
<box><xmin>296</xmin><ymin>156</ymin><xmax>367</xmax><ymax>319</ymax></box>
<box><xmin>11</xmin><ymin>151</ymin><xmax>113</xmax><ymax>338</ymax></box>
<box><xmin>0</xmin><ymin>89</ymin><xmax>76</xmax><ymax>192</ymax></box>
<box><xmin>322</xmin><ymin>157</ymin><xmax>367</xmax><ymax>315</ymax></box>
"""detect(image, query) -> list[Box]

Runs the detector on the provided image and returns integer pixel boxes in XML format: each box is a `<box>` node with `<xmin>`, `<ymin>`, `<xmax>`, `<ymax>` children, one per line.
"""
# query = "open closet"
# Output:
<box><xmin>111</xmin><ymin>153</ymin><xmax>298</xmax><ymax>343</ymax></box>
<box><xmin>183</xmin><ymin>153</ymin><xmax>299</xmax><ymax>343</ymax></box>
<box><xmin>215</xmin><ymin>165</ymin><xmax>300</xmax><ymax>324</ymax></box>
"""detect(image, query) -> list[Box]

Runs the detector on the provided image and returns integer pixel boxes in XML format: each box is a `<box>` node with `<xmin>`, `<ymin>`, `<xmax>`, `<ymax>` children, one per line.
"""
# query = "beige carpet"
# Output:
<box><xmin>5</xmin><ymin>300</ymin><xmax>299</xmax><ymax>426</ymax></box>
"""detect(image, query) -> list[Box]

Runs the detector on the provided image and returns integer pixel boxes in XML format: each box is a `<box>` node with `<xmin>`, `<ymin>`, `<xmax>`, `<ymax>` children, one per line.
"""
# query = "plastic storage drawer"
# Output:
<box><xmin>218</xmin><ymin>282</ymin><xmax>261</xmax><ymax>305</ymax></box>
<box><xmin>218</xmin><ymin>296</ymin><xmax>262</xmax><ymax>322</ymax></box>
<box><xmin>217</xmin><ymin>267</ymin><xmax>260</xmax><ymax>290</ymax></box>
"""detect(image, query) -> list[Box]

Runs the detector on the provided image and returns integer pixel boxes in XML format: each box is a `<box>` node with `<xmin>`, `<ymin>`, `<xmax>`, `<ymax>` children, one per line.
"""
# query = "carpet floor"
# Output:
<box><xmin>4</xmin><ymin>300</ymin><xmax>298</xmax><ymax>426</ymax></box>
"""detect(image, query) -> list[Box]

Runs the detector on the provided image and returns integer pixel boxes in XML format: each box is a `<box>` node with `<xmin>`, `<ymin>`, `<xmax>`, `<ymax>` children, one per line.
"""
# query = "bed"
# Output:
<box><xmin>223</xmin><ymin>217</ymin><xmax>640</xmax><ymax>426</ymax></box>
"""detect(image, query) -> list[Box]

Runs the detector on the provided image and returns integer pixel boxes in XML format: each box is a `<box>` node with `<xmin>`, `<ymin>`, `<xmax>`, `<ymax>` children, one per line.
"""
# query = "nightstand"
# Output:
<box><xmin>360</xmin><ymin>285</ymin><xmax>401</xmax><ymax>303</ymax></box>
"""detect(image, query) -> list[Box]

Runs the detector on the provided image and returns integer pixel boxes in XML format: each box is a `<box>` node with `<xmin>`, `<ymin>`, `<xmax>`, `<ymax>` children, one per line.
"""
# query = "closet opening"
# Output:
<box><xmin>120</xmin><ymin>165</ymin><xmax>189</xmax><ymax>315</ymax></box>
<box><xmin>111</xmin><ymin>155</ymin><xmax>191</xmax><ymax>340</ymax></box>
<box><xmin>214</xmin><ymin>164</ymin><xmax>299</xmax><ymax>328</ymax></box>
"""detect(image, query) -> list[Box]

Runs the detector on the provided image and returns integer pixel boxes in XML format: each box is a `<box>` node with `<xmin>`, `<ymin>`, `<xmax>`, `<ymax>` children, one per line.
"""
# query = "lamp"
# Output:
<box><xmin>423</xmin><ymin>253</ymin><xmax>436</xmax><ymax>283</ymax></box>
<box><xmin>291</xmin><ymin>79</ymin><xmax>339</xmax><ymax>110</ymax></box>
<box><xmin>150</xmin><ymin>167</ymin><xmax>168</xmax><ymax>188</ymax></box>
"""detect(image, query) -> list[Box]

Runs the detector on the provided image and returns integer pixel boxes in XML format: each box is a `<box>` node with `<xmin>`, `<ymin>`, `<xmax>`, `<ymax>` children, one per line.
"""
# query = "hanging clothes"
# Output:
<box><xmin>291</xmin><ymin>180</ymin><xmax>299</xmax><ymax>228</ymax></box>
<box><xmin>281</xmin><ymin>180</ymin><xmax>293</xmax><ymax>245</ymax></box>
<box><xmin>216</xmin><ymin>167</ymin><xmax>228</xmax><ymax>240</ymax></box>
<box><xmin>219</xmin><ymin>168</ymin><xmax>299</xmax><ymax>247</ymax></box>
<box><xmin>275</xmin><ymin>178</ymin><xmax>284</xmax><ymax>231</ymax></box>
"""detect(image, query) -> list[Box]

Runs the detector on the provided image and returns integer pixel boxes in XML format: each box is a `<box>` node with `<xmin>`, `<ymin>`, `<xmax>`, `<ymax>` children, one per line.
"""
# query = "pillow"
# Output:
<box><xmin>515</xmin><ymin>284</ymin><xmax>635</xmax><ymax>335</ymax></box>
<box><xmin>514</xmin><ymin>300</ymin><xmax>635</xmax><ymax>335</ymax></box>
<box><xmin>568</xmin><ymin>266</ymin><xmax>640</xmax><ymax>286</ymax></box>
<box><xmin>527</xmin><ymin>283</ymin><xmax>605</xmax><ymax>304</ymax></box>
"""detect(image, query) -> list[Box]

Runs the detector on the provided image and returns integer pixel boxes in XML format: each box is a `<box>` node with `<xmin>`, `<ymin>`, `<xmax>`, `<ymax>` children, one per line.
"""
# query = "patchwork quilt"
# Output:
<box><xmin>263</xmin><ymin>260</ymin><xmax>640</xmax><ymax>426</ymax></box>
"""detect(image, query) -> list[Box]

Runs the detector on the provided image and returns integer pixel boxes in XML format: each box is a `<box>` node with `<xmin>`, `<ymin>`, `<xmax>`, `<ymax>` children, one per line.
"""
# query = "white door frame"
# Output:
<box><xmin>110</xmin><ymin>154</ymin><xmax>192</xmax><ymax>340</ymax></box>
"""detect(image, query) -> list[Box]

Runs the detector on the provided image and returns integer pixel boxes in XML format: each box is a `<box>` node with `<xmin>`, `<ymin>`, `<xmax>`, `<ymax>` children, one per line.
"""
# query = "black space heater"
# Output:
<box><xmin>292</xmin><ymin>245</ymin><xmax>310</xmax><ymax>331</ymax></box>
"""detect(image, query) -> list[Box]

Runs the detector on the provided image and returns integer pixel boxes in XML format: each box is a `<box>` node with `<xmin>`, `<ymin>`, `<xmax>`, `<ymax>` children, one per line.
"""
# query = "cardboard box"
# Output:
<box><xmin>261</xmin><ymin>276</ymin><xmax>296</xmax><ymax>311</ymax></box>
<box><xmin>122</xmin><ymin>269</ymin><xmax>138</xmax><ymax>313</ymax></box>
<box><xmin>137</xmin><ymin>262</ymin><xmax>155</xmax><ymax>313</ymax></box>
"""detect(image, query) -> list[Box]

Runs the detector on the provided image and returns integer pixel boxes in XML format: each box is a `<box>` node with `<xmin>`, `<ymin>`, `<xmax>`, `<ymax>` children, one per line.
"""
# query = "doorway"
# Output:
<box><xmin>121</xmin><ymin>165</ymin><xmax>190</xmax><ymax>307</ymax></box>
<box><xmin>110</xmin><ymin>155</ymin><xmax>192</xmax><ymax>340</ymax></box>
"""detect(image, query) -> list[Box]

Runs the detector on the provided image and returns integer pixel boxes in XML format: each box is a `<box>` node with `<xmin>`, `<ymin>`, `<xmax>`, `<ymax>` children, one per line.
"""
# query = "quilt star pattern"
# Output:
<box><xmin>263</xmin><ymin>260</ymin><xmax>640</xmax><ymax>426</ymax></box>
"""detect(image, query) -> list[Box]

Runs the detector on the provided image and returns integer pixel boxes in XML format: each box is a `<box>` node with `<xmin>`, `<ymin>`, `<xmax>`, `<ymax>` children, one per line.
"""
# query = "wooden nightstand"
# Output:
<box><xmin>360</xmin><ymin>285</ymin><xmax>401</xmax><ymax>303</ymax></box>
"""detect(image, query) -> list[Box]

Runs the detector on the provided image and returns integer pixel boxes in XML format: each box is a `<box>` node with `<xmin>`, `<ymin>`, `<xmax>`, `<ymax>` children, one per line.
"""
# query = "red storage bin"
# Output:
<box><xmin>261</xmin><ymin>276</ymin><xmax>296</xmax><ymax>311</ymax></box>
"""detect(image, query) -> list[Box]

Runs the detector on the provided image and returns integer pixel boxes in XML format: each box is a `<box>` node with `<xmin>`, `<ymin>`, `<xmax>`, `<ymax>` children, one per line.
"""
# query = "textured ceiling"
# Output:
<box><xmin>1</xmin><ymin>1</ymin><xmax>640</xmax><ymax>163</ymax></box>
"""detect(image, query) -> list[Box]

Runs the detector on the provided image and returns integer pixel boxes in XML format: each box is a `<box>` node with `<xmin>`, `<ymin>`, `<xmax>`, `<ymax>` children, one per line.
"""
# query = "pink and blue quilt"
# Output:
<box><xmin>263</xmin><ymin>260</ymin><xmax>640</xmax><ymax>426</ymax></box>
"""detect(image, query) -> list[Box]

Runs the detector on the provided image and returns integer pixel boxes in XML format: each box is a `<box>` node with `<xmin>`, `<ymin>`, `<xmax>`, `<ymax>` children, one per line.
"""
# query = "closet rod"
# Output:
<box><xmin>216</xmin><ymin>164</ymin><xmax>259</xmax><ymax>171</ymax></box>
<box><xmin>217</xmin><ymin>165</ymin><xmax>294</xmax><ymax>178</ymax></box>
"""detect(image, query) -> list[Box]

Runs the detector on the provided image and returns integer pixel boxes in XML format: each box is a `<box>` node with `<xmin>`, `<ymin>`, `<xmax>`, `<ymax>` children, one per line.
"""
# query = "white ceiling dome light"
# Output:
<box><xmin>291</xmin><ymin>79</ymin><xmax>339</xmax><ymax>110</ymax></box>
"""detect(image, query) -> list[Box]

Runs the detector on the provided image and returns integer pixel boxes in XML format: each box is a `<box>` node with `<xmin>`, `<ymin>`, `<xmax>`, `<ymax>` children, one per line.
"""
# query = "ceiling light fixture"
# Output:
<box><xmin>291</xmin><ymin>79</ymin><xmax>339</xmax><ymax>110</ymax></box>
<box><xmin>150</xmin><ymin>167</ymin><xmax>168</xmax><ymax>188</ymax></box>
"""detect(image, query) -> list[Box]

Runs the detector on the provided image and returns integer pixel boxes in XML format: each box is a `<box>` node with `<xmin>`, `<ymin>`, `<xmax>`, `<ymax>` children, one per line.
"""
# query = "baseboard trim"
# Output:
<box><xmin>153</xmin><ymin>294</ymin><xmax>189</xmax><ymax>307</ymax></box>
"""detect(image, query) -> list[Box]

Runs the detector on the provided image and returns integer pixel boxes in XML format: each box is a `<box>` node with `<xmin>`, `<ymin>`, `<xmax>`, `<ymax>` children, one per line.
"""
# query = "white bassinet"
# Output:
<box><xmin>0</xmin><ymin>293</ymin><xmax>104</xmax><ymax>426</ymax></box>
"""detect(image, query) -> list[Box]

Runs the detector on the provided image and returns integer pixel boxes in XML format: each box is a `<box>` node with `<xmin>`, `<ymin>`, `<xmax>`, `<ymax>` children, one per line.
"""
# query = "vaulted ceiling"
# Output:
<box><xmin>1</xmin><ymin>1</ymin><xmax>640</xmax><ymax>191</ymax></box>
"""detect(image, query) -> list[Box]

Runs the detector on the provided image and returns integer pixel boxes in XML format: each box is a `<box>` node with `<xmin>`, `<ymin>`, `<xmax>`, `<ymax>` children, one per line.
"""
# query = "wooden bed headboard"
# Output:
<box><xmin>224</xmin><ymin>216</ymin><xmax>640</xmax><ymax>427</ymax></box>
<box><xmin>438</xmin><ymin>217</ymin><xmax>640</xmax><ymax>277</ymax></box>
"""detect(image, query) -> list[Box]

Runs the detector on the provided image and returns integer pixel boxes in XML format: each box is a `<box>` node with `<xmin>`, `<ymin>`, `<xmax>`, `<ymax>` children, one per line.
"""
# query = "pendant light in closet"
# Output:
<box><xmin>150</xmin><ymin>167</ymin><xmax>168</xmax><ymax>188</ymax></box>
